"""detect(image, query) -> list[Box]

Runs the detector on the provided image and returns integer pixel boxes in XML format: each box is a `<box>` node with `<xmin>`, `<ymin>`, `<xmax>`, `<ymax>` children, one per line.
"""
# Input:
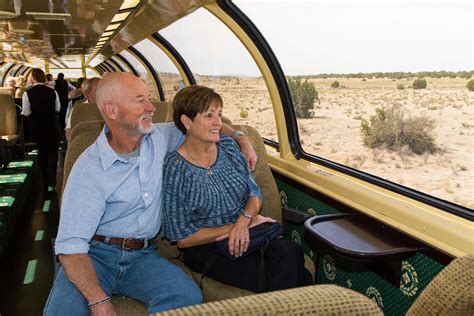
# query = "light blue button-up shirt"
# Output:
<box><xmin>55</xmin><ymin>122</ymin><xmax>184</xmax><ymax>255</ymax></box>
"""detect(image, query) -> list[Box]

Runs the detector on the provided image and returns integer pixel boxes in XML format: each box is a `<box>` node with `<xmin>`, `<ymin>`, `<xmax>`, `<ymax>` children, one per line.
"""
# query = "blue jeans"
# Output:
<box><xmin>44</xmin><ymin>240</ymin><xmax>202</xmax><ymax>315</ymax></box>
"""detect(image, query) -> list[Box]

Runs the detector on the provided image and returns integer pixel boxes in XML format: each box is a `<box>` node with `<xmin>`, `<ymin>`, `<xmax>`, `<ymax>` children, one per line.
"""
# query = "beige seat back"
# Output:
<box><xmin>70</xmin><ymin>102</ymin><xmax>102</xmax><ymax>130</ymax></box>
<box><xmin>0</xmin><ymin>87</ymin><xmax>13</xmax><ymax>96</ymax></box>
<box><xmin>232</xmin><ymin>125</ymin><xmax>281</xmax><ymax>223</ymax></box>
<box><xmin>69</xmin><ymin>120</ymin><xmax>104</xmax><ymax>141</ymax></box>
<box><xmin>62</xmin><ymin>130</ymin><xmax>102</xmax><ymax>193</ymax></box>
<box><xmin>407</xmin><ymin>254</ymin><xmax>474</xmax><ymax>315</ymax></box>
<box><xmin>0</xmin><ymin>94</ymin><xmax>18</xmax><ymax>146</ymax></box>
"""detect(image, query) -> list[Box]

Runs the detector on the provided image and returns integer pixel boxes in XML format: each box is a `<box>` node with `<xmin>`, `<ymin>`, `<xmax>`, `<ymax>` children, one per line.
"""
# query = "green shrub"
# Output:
<box><xmin>287</xmin><ymin>78</ymin><xmax>319</xmax><ymax>118</ymax></box>
<box><xmin>412</xmin><ymin>78</ymin><xmax>427</xmax><ymax>89</ymax></box>
<box><xmin>361</xmin><ymin>105</ymin><xmax>437</xmax><ymax>155</ymax></box>
<box><xmin>397</xmin><ymin>84</ymin><xmax>405</xmax><ymax>90</ymax></box>
<box><xmin>331</xmin><ymin>81</ymin><xmax>340</xmax><ymax>88</ymax></box>
<box><xmin>466</xmin><ymin>79</ymin><xmax>474</xmax><ymax>91</ymax></box>
<box><xmin>239</xmin><ymin>109</ymin><xmax>248</xmax><ymax>118</ymax></box>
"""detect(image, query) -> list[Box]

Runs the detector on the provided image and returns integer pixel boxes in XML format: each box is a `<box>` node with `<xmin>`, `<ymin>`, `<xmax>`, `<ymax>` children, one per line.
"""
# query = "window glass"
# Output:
<box><xmin>49</xmin><ymin>69</ymin><xmax>84</xmax><ymax>79</ymax></box>
<box><xmin>86</xmin><ymin>68</ymin><xmax>99</xmax><ymax>78</ymax></box>
<box><xmin>110</xmin><ymin>56</ymin><xmax>130</xmax><ymax>73</ymax></box>
<box><xmin>120</xmin><ymin>50</ymin><xmax>158</xmax><ymax>99</ymax></box>
<box><xmin>10</xmin><ymin>65</ymin><xmax>23</xmax><ymax>76</ymax></box>
<box><xmin>160</xmin><ymin>8</ymin><xmax>277</xmax><ymax>142</ymax></box>
<box><xmin>133</xmin><ymin>38</ymin><xmax>183</xmax><ymax>101</ymax></box>
<box><xmin>102</xmin><ymin>61</ymin><xmax>119</xmax><ymax>72</ymax></box>
<box><xmin>1</xmin><ymin>63</ymin><xmax>15</xmax><ymax>86</ymax></box>
<box><xmin>236</xmin><ymin>0</ymin><xmax>473</xmax><ymax>208</ymax></box>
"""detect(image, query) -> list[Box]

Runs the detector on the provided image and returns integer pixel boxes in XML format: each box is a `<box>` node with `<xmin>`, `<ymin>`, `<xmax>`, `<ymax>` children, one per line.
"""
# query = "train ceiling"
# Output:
<box><xmin>0</xmin><ymin>0</ymin><xmax>213</xmax><ymax>70</ymax></box>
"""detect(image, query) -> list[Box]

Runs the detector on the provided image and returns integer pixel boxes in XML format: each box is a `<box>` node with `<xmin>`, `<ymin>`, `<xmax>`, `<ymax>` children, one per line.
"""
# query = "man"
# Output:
<box><xmin>45</xmin><ymin>73</ymin><xmax>257</xmax><ymax>315</ymax></box>
<box><xmin>65</xmin><ymin>78</ymin><xmax>101</xmax><ymax>140</ymax></box>
<box><xmin>45</xmin><ymin>74</ymin><xmax>55</xmax><ymax>88</ymax></box>
<box><xmin>21</xmin><ymin>68</ymin><xmax>61</xmax><ymax>191</ymax></box>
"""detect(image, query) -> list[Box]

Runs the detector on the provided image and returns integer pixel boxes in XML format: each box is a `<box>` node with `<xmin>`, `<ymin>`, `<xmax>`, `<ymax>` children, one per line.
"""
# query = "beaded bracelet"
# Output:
<box><xmin>88</xmin><ymin>296</ymin><xmax>111</xmax><ymax>309</ymax></box>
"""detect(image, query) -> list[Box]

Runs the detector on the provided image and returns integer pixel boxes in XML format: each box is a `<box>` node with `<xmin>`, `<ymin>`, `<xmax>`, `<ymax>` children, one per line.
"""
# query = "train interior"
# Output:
<box><xmin>0</xmin><ymin>0</ymin><xmax>472</xmax><ymax>315</ymax></box>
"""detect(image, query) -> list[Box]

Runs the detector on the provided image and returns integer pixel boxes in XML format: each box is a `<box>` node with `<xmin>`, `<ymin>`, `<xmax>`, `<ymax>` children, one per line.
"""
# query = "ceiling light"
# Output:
<box><xmin>105</xmin><ymin>23</ymin><xmax>120</xmax><ymax>31</ymax></box>
<box><xmin>8</xmin><ymin>19</ymin><xmax>34</xmax><ymax>35</ymax></box>
<box><xmin>111</xmin><ymin>12</ymin><xmax>130</xmax><ymax>23</ymax></box>
<box><xmin>100</xmin><ymin>36</ymin><xmax>110</xmax><ymax>41</ymax></box>
<box><xmin>26</xmin><ymin>24</ymin><xmax>43</xmax><ymax>43</ymax></box>
<box><xmin>0</xmin><ymin>0</ymin><xmax>18</xmax><ymax>19</ymax></box>
<box><xmin>26</xmin><ymin>12</ymin><xmax>71</xmax><ymax>21</ymax></box>
<box><xmin>102</xmin><ymin>31</ymin><xmax>114</xmax><ymax>37</ymax></box>
<box><xmin>120</xmin><ymin>0</ymin><xmax>140</xmax><ymax>11</ymax></box>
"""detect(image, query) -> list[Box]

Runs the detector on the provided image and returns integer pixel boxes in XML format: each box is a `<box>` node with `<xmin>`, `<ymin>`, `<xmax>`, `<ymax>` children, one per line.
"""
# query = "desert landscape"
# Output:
<box><xmin>161</xmin><ymin>75</ymin><xmax>473</xmax><ymax>209</ymax></box>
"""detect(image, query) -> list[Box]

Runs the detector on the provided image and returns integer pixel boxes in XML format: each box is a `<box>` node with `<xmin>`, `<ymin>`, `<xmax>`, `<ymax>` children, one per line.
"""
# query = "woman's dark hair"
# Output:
<box><xmin>31</xmin><ymin>68</ymin><xmax>47</xmax><ymax>83</ymax></box>
<box><xmin>57</xmin><ymin>73</ymin><xmax>65</xmax><ymax>81</ymax></box>
<box><xmin>172</xmin><ymin>85</ymin><xmax>223</xmax><ymax>134</ymax></box>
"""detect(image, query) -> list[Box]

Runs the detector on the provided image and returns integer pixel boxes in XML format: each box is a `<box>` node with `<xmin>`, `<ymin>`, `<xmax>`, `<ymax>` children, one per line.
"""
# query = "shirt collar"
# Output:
<box><xmin>96</xmin><ymin>125</ymin><xmax>151</xmax><ymax>170</ymax></box>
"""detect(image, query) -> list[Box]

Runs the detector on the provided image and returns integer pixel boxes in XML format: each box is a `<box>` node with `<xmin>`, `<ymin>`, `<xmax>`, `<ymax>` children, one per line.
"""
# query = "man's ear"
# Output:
<box><xmin>180</xmin><ymin>114</ymin><xmax>192</xmax><ymax>130</ymax></box>
<box><xmin>102</xmin><ymin>100</ymin><xmax>119</xmax><ymax>120</ymax></box>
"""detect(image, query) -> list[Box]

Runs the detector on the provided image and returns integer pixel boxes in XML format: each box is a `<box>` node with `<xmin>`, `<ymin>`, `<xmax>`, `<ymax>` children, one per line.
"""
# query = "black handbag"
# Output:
<box><xmin>200</xmin><ymin>222</ymin><xmax>282</xmax><ymax>292</ymax></box>
<box><xmin>217</xmin><ymin>222</ymin><xmax>282</xmax><ymax>261</ymax></box>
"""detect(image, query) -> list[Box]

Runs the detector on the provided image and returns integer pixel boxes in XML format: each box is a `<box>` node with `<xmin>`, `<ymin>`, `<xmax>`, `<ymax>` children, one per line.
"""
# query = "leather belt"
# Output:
<box><xmin>93</xmin><ymin>235</ymin><xmax>158</xmax><ymax>250</ymax></box>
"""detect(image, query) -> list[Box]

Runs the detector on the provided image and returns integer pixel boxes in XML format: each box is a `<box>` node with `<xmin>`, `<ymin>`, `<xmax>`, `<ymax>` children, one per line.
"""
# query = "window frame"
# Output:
<box><xmin>127</xmin><ymin>46</ymin><xmax>164</xmax><ymax>101</ymax></box>
<box><xmin>116</xmin><ymin>53</ymin><xmax>139</xmax><ymax>76</ymax></box>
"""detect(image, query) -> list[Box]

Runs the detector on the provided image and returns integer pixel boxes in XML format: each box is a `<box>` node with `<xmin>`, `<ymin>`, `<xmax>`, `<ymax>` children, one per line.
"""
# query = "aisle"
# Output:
<box><xmin>0</xmin><ymin>183</ymin><xmax>60</xmax><ymax>316</ymax></box>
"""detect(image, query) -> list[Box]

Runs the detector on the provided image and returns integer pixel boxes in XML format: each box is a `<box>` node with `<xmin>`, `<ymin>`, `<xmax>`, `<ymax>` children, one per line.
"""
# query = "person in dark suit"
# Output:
<box><xmin>54</xmin><ymin>73</ymin><xmax>75</xmax><ymax>132</ymax></box>
<box><xmin>21</xmin><ymin>68</ymin><xmax>61</xmax><ymax>191</ymax></box>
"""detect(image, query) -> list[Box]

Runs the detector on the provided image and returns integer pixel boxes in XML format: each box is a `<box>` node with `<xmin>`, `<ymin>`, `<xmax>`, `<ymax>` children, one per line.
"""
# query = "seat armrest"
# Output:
<box><xmin>282</xmin><ymin>207</ymin><xmax>312</xmax><ymax>236</ymax></box>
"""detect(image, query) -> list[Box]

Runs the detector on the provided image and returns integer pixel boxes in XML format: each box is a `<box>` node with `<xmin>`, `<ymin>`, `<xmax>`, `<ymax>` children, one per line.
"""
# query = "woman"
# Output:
<box><xmin>5</xmin><ymin>76</ymin><xmax>16</xmax><ymax>96</ymax></box>
<box><xmin>21</xmin><ymin>68</ymin><xmax>60</xmax><ymax>191</ymax></box>
<box><xmin>162</xmin><ymin>85</ymin><xmax>312</xmax><ymax>292</ymax></box>
<box><xmin>14</xmin><ymin>76</ymin><xmax>26</xmax><ymax>98</ymax></box>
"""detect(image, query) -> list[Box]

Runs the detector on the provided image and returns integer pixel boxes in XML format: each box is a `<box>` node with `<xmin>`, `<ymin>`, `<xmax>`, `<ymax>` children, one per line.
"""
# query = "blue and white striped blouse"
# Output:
<box><xmin>162</xmin><ymin>135</ymin><xmax>262</xmax><ymax>242</ymax></box>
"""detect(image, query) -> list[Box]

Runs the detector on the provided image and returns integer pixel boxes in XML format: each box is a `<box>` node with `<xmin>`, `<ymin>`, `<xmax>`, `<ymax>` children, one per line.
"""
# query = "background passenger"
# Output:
<box><xmin>54</xmin><ymin>73</ymin><xmax>75</xmax><ymax>131</ymax></box>
<box><xmin>21</xmin><ymin>68</ymin><xmax>60</xmax><ymax>192</ymax></box>
<box><xmin>14</xmin><ymin>76</ymin><xmax>26</xmax><ymax>98</ymax></box>
<box><xmin>5</xmin><ymin>76</ymin><xmax>16</xmax><ymax>96</ymax></box>
<box><xmin>162</xmin><ymin>85</ymin><xmax>312</xmax><ymax>293</ymax></box>
<box><xmin>45</xmin><ymin>73</ymin><xmax>55</xmax><ymax>88</ymax></box>
<box><xmin>64</xmin><ymin>78</ymin><xmax>100</xmax><ymax>140</ymax></box>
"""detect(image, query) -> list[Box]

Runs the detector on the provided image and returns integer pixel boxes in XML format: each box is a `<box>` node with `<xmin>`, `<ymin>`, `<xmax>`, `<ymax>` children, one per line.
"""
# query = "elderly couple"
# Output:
<box><xmin>45</xmin><ymin>73</ymin><xmax>311</xmax><ymax>315</ymax></box>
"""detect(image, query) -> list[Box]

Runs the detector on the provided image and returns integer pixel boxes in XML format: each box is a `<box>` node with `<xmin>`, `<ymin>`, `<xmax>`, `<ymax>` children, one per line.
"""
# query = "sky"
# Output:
<box><xmin>158</xmin><ymin>0</ymin><xmax>473</xmax><ymax>76</ymax></box>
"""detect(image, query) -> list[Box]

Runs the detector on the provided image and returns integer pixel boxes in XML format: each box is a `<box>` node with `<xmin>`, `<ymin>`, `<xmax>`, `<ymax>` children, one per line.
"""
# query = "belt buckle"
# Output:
<box><xmin>121</xmin><ymin>238</ymin><xmax>132</xmax><ymax>250</ymax></box>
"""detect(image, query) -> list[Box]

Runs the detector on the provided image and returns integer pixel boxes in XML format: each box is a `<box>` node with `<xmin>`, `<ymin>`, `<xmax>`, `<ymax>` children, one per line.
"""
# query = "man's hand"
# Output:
<box><xmin>249</xmin><ymin>214</ymin><xmax>276</xmax><ymax>228</ymax></box>
<box><xmin>236</xmin><ymin>136</ymin><xmax>258</xmax><ymax>171</ymax></box>
<box><xmin>90</xmin><ymin>301</ymin><xmax>117</xmax><ymax>316</ymax></box>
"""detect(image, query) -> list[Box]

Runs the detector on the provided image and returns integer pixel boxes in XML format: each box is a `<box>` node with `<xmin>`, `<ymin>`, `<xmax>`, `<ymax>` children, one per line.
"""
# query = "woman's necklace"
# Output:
<box><xmin>185</xmin><ymin>143</ymin><xmax>213</xmax><ymax>176</ymax></box>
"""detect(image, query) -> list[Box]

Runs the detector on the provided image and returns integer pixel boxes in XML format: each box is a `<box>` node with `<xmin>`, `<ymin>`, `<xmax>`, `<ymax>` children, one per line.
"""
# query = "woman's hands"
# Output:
<box><xmin>249</xmin><ymin>214</ymin><xmax>276</xmax><ymax>228</ymax></box>
<box><xmin>216</xmin><ymin>215</ymin><xmax>276</xmax><ymax>257</ymax></box>
<box><xmin>227</xmin><ymin>216</ymin><xmax>251</xmax><ymax>257</ymax></box>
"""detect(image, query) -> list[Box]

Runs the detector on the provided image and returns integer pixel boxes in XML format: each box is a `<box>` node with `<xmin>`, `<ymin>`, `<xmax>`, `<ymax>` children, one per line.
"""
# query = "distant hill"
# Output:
<box><xmin>290</xmin><ymin>71</ymin><xmax>473</xmax><ymax>80</ymax></box>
